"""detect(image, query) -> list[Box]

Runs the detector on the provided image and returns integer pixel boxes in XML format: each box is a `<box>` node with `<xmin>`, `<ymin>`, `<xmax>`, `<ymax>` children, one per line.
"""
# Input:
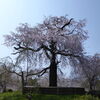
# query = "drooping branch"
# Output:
<box><xmin>26</xmin><ymin>67</ymin><xmax>50</xmax><ymax>77</ymax></box>
<box><xmin>3</xmin><ymin>64</ymin><xmax>22</xmax><ymax>77</ymax></box>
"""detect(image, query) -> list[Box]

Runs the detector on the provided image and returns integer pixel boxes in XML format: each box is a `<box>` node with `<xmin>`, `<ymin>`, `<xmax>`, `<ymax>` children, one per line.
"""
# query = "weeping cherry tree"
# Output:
<box><xmin>4</xmin><ymin>16</ymin><xmax>88</xmax><ymax>87</ymax></box>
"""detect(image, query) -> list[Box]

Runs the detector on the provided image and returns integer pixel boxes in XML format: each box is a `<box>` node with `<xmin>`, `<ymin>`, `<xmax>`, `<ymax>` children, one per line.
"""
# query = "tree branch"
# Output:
<box><xmin>61</xmin><ymin>18</ymin><xmax>73</xmax><ymax>30</ymax></box>
<box><xmin>13</xmin><ymin>43</ymin><xmax>43</xmax><ymax>54</ymax></box>
<box><xmin>26</xmin><ymin>67</ymin><xmax>50</xmax><ymax>77</ymax></box>
<box><xmin>3</xmin><ymin>64</ymin><xmax>22</xmax><ymax>77</ymax></box>
<box><xmin>56</xmin><ymin>51</ymin><xmax>80</xmax><ymax>58</ymax></box>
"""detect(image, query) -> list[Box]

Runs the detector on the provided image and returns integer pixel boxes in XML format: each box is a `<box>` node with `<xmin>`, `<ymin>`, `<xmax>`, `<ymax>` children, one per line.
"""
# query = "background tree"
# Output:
<box><xmin>0</xmin><ymin>58</ymin><xmax>18</xmax><ymax>92</ymax></box>
<box><xmin>4</xmin><ymin>16</ymin><xmax>88</xmax><ymax>87</ymax></box>
<box><xmin>0</xmin><ymin>56</ymin><xmax>50</xmax><ymax>94</ymax></box>
<box><xmin>73</xmin><ymin>54</ymin><xmax>100</xmax><ymax>91</ymax></box>
<box><xmin>0</xmin><ymin>66</ymin><xmax>12</xmax><ymax>92</ymax></box>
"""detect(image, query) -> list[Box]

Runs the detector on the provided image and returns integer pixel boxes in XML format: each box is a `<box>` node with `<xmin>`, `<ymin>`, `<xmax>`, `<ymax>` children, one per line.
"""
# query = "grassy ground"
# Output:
<box><xmin>0</xmin><ymin>92</ymin><xmax>27</xmax><ymax>100</ymax></box>
<box><xmin>0</xmin><ymin>92</ymin><xmax>100</xmax><ymax>100</ymax></box>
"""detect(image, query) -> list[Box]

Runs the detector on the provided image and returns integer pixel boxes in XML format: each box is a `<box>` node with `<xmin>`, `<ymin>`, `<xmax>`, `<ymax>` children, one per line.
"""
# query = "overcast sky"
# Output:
<box><xmin>0</xmin><ymin>0</ymin><xmax>100</xmax><ymax>58</ymax></box>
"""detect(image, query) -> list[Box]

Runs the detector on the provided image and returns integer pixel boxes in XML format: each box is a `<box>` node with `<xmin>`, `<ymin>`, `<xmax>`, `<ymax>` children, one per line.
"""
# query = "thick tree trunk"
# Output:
<box><xmin>49</xmin><ymin>40</ymin><xmax>58</xmax><ymax>87</ymax></box>
<box><xmin>49</xmin><ymin>62</ymin><xmax>57</xmax><ymax>87</ymax></box>
<box><xmin>49</xmin><ymin>52</ymin><xmax>57</xmax><ymax>87</ymax></box>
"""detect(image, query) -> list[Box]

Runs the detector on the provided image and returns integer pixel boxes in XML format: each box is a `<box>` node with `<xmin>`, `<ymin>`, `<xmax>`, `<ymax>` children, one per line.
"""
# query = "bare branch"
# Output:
<box><xmin>3</xmin><ymin>64</ymin><xmax>22</xmax><ymax>76</ymax></box>
<box><xmin>14</xmin><ymin>43</ymin><xmax>43</xmax><ymax>54</ymax></box>
<box><xmin>26</xmin><ymin>67</ymin><xmax>50</xmax><ymax>77</ymax></box>
<box><xmin>61</xmin><ymin>18</ymin><xmax>73</xmax><ymax>30</ymax></box>
<box><xmin>56</xmin><ymin>51</ymin><xmax>80</xmax><ymax>58</ymax></box>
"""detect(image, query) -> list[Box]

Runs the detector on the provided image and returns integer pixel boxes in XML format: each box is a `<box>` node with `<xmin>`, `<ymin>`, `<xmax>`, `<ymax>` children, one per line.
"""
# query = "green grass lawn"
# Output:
<box><xmin>0</xmin><ymin>92</ymin><xmax>27</xmax><ymax>100</ymax></box>
<box><xmin>0</xmin><ymin>92</ymin><xmax>100</xmax><ymax>100</ymax></box>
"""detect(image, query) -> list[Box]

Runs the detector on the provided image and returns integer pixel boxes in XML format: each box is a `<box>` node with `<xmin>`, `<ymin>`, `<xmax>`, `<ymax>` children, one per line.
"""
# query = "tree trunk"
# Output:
<box><xmin>3</xmin><ymin>82</ymin><xmax>7</xmax><ymax>92</ymax></box>
<box><xmin>90</xmin><ymin>84</ymin><xmax>92</xmax><ymax>91</ymax></box>
<box><xmin>49</xmin><ymin>63</ymin><xmax>57</xmax><ymax>87</ymax></box>
<box><xmin>49</xmin><ymin>53</ymin><xmax>57</xmax><ymax>87</ymax></box>
<box><xmin>21</xmin><ymin>72</ymin><xmax>25</xmax><ymax>94</ymax></box>
<box><xmin>89</xmin><ymin>81</ymin><xmax>94</xmax><ymax>91</ymax></box>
